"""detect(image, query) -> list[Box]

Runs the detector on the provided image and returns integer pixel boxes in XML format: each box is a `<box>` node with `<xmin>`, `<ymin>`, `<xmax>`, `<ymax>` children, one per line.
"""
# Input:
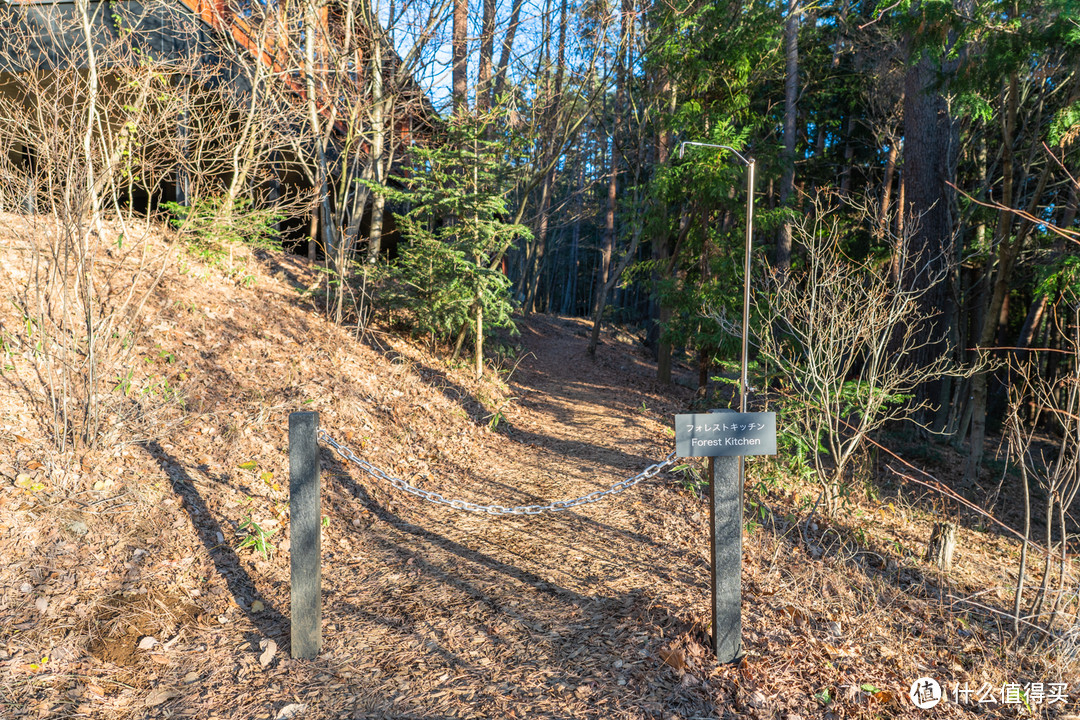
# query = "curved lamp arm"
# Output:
<box><xmin>677</xmin><ymin>141</ymin><xmax>751</xmax><ymax>167</ymax></box>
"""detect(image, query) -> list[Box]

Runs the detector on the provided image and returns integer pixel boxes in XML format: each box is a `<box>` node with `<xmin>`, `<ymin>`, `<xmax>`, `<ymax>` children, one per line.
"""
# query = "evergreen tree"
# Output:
<box><xmin>375</xmin><ymin>119</ymin><xmax>531</xmax><ymax>373</ymax></box>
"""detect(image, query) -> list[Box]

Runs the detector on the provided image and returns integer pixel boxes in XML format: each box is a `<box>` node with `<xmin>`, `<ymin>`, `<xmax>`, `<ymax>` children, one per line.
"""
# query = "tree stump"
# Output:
<box><xmin>926</xmin><ymin>522</ymin><xmax>957</xmax><ymax>572</ymax></box>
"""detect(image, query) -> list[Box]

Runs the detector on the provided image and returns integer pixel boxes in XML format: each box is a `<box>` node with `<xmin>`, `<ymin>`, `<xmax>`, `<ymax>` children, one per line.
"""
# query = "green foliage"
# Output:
<box><xmin>773</xmin><ymin>403</ymin><xmax>820</xmax><ymax>483</ymax></box>
<box><xmin>672</xmin><ymin>461</ymin><xmax>708</xmax><ymax>498</ymax></box>
<box><xmin>744</xmin><ymin>481</ymin><xmax>773</xmax><ymax>534</ymax></box>
<box><xmin>649</xmin><ymin>0</ymin><xmax>780</xmax><ymax>128</ymax></box>
<box><xmin>633</xmin><ymin>135</ymin><xmax>761</xmax><ymax>374</ymax></box>
<box><xmin>371</xmin><ymin>120</ymin><xmax>529</xmax><ymax>345</ymax></box>
<box><xmin>237</xmin><ymin>514</ymin><xmax>275</xmax><ymax>559</ymax></box>
<box><xmin>163</xmin><ymin>196</ymin><xmax>282</xmax><ymax>266</ymax></box>
<box><xmin>954</xmin><ymin>92</ymin><xmax>995</xmax><ymax>123</ymax></box>
<box><xmin>1036</xmin><ymin>254</ymin><xmax>1080</xmax><ymax>298</ymax></box>
<box><xmin>1048</xmin><ymin>100</ymin><xmax>1080</xmax><ymax>146</ymax></box>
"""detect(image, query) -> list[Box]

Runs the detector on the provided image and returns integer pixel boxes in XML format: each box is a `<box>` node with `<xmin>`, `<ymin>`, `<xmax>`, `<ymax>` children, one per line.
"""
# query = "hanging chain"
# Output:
<box><xmin>318</xmin><ymin>429</ymin><xmax>676</xmax><ymax>516</ymax></box>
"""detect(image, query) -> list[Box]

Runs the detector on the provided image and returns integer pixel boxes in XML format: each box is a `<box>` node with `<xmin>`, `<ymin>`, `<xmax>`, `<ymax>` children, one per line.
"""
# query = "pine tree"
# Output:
<box><xmin>375</xmin><ymin>119</ymin><xmax>531</xmax><ymax>374</ymax></box>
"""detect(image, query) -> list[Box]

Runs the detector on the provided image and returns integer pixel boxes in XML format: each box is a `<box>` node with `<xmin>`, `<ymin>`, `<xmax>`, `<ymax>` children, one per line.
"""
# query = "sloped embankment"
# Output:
<box><xmin>0</xmin><ymin>218</ymin><xmax>1075</xmax><ymax>719</ymax></box>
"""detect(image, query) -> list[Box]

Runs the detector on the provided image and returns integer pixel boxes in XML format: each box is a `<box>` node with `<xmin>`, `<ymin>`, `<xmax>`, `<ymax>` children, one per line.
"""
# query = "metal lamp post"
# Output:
<box><xmin>677</xmin><ymin>142</ymin><xmax>756</xmax><ymax>663</ymax></box>
<box><xmin>676</xmin><ymin>142</ymin><xmax>756</xmax><ymax>414</ymax></box>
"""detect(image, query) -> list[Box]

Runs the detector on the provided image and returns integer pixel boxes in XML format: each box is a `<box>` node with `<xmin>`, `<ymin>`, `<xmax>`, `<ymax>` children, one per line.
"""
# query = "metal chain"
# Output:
<box><xmin>318</xmin><ymin>429</ymin><xmax>677</xmax><ymax>516</ymax></box>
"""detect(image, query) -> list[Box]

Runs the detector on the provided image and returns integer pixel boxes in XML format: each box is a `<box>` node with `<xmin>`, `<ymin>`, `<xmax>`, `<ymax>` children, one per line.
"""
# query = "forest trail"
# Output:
<box><xmin>305</xmin><ymin>314</ymin><xmax>722</xmax><ymax>718</ymax></box>
<box><xmin>506</xmin><ymin>315</ymin><xmax>683</xmax><ymax>475</ymax></box>
<box><xmin>1</xmin><ymin>240</ymin><xmax>1063</xmax><ymax>720</ymax></box>
<box><xmin>0</xmin><ymin>238</ymin><xmax>732</xmax><ymax>720</ymax></box>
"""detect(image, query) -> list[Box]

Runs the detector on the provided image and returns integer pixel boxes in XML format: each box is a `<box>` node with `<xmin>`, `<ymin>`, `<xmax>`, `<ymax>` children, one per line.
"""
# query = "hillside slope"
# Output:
<box><xmin>0</xmin><ymin>219</ymin><xmax>1077</xmax><ymax>719</ymax></box>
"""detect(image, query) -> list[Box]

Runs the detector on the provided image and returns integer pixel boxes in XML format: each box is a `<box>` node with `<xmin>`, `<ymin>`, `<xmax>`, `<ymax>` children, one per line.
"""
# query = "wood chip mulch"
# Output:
<box><xmin>1</xmin><ymin>226</ymin><xmax>1077</xmax><ymax>719</ymax></box>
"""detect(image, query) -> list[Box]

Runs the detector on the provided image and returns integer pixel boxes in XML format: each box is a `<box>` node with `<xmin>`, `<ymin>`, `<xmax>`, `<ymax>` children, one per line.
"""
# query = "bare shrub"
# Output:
<box><xmin>752</xmin><ymin>197</ymin><xmax>975</xmax><ymax>515</ymax></box>
<box><xmin>1004</xmin><ymin>294</ymin><xmax>1080</xmax><ymax>653</ymax></box>
<box><xmin>0</xmin><ymin>3</ymin><xmax>193</xmax><ymax>452</ymax></box>
<box><xmin>0</xmin><ymin>1</ymin><xmax>305</xmax><ymax>454</ymax></box>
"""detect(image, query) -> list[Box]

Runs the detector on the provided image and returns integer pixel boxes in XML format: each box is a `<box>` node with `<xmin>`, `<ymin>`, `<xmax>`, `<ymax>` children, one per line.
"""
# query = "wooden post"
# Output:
<box><xmin>709</xmin><ymin>453</ymin><xmax>744</xmax><ymax>663</ymax></box>
<box><xmin>677</xmin><ymin>408</ymin><xmax>775</xmax><ymax>664</ymax></box>
<box><xmin>289</xmin><ymin>411</ymin><xmax>321</xmax><ymax>659</ymax></box>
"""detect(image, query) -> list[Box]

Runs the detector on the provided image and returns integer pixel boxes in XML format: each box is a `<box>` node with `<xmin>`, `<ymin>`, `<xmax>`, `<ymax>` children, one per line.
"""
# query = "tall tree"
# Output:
<box><xmin>899</xmin><ymin>0</ymin><xmax>963</xmax><ymax>431</ymax></box>
<box><xmin>452</xmin><ymin>0</ymin><xmax>468</xmax><ymax>114</ymax></box>
<box><xmin>776</xmin><ymin>0</ymin><xmax>799</xmax><ymax>273</ymax></box>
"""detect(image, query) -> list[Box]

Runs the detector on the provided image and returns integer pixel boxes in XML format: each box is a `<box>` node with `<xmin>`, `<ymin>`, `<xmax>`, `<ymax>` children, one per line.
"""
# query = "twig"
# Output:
<box><xmin>945</xmin><ymin>594</ymin><xmax>1055</xmax><ymax>637</ymax></box>
<box><xmin>948</xmin><ymin>181</ymin><xmax>1080</xmax><ymax>246</ymax></box>
<box><xmin>829</xmin><ymin>413</ymin><xmax>1059</xmax><ymax>558</ymax></box>
<box><xmin>799</xmin><ymin>489</ymin><xmax>824</xmax><ymax>550</ymax></box>
<box><xmin>858</xmin><ymin>0</ymin><xmax>903</xmax><ymax>29</ymax></box>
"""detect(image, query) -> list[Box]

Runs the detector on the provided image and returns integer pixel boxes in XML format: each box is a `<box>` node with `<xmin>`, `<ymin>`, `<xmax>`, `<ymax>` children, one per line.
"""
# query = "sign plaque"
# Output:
<box><xmin>675</xmin><ymin>411</ymin><xmax>777</xmax><ymax>457</ymax></box>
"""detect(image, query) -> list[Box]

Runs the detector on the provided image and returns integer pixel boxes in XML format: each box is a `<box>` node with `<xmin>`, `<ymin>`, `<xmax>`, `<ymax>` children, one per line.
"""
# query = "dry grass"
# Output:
<box><xmin>0</xmin><ymin>217</ymin><xmax>1077</xmax><ymax>719</ymax></box>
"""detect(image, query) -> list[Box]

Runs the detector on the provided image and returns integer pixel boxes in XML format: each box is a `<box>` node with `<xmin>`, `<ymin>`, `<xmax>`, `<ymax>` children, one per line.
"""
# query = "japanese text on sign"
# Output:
<box><xmin>674</xmin><ymin>411</ymin><xmax>777</xmax><ymax>457</ymax></box>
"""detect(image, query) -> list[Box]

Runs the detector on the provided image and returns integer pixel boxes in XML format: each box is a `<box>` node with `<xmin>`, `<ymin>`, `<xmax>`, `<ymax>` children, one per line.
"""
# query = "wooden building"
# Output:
<box><xmin>0</xmin><ymin>0</ymin><xmax>437</xmax><ymax>255</ymax></box>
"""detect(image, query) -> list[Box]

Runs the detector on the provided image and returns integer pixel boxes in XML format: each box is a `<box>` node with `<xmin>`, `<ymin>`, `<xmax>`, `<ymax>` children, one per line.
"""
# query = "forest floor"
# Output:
<box><xmin>0</xmin><ymin>220</ymin><xmax>1078</xmax><ymax>719</ymax></box>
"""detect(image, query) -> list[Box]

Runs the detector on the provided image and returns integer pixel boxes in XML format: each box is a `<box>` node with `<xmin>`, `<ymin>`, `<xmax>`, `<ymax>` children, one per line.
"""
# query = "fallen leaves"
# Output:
<box><xmin>144</xmin><ymin>687</ymin><xmax>179</xmax><ymax>707</ymax></box>
<box><xmin>746</xmin><ymin>690</ymin><xmax>768</xmax><ymax>708</ymax></box>
<box><xmin>780</xmin><ymin>604</ymin><xmax>810</xmax><ymax>626</ymax></box>
<box><xmin>0</xmin><ymin>268</ymin><xmax>1063</xmax><ymax>720</ymax></box>
<box><xmin>275</xmin><ymin>702</ymin><xmax>307</xmax><ymax>719</ymax></box>
<box><xmin>819</xmin><ymin>641</ymin><xmax>859</xmax><ymax>659</ymax></box>
<box><xmin>871</xmin><ymin>689</ymin><xmax>895</xmax><ymax>703</ymax></box>
<box><xmin>658</xmin><ymin>646</ymin><xmax>689</xmax><ymax>671</ymax></box>
<box><xmin>259</xmin><ymin>639</ymin><xmax>277</xmax><ymax>667</ymax></box>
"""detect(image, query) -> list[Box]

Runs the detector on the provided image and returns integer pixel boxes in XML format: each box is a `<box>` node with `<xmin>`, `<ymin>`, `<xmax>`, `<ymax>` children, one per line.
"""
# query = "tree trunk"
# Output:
<box><xmin>902</xmin><ymin>28</ymin><xmax>957</xmax><ymax>418</ymax></box>
<box><xmin>562</xmin><ymin>161</ymin><xmax>584</xmax><ymax>315</ymax></box>
<box><xmin>525</xmin><ymin>169</ymin><xmax>554</xmax><ymax>313</ymax></box>
<box><xmin>367</xmin><ymin>39</ymin><xmax>386</xmax><ymax>263</ymax></box>
<box><xmin>491</xmin><ymin>0</ymin><xmax>525</xmax><ymax>107</ymax></box>
<box><xmin>1012</xmin><ymin>462</ymin><xmax>1031</xmax><ymax>635</ymax></box>
<box><xmin>651</xmin><ymin>76</ymin><xmax>677</xmax><ymax>379</ymax></box>
<box><xmin>966</xmin><ymin>72</ymin><xmax>1044</xmax><ymax>483</ymax></box>
<box><xmin>588</xmin><ymin>211</ymin><xmax>643</xmax><ymax>356</ymax></box>
<box><xmin>524</xmin><ymin>0</ymin><xmax>568</xmax><ymax>313</ymax></box>
<box><xmin>452</xmin><ymin>0</ymin><xmax>468</xmax><ymax>115</ymax></box>
<box><xmin>591</xmin><ymin>0</ymin><xmax>632</xmax><ymax>323</ymax></box>
<box><xmin>1015</xmin><ymin>173</ymin><xmax>1078</xmax><ymax>356</ymax></box>
<box><xmin>926</xmin><ymin>521</ymin><xmax>957</xmax><ymax>572</ymax></box>
<box><xmin>589</xmin><ymin>0</ymin><xmax>638</xmax><ymax>359</ymax></box>
<box><xmin>304</xmin><ymin>0</ymin><xmax>337</xmax><ymax>316</ymax></box>
<box><xmin>877</xmin><ymin>137</ymin><xmax>899</xmax><ymax>238</ymax></box>
<box><xmin>895</xmin><ymin>166</ymin><xmax>905</xmax><ymax>238</ymax></box>
<box><xmin>592</xmin><ymin>101</ymin><xmax>616</xmax><ymax>318</ymax></box>
<box><xmin>839</xmin><ymin>115</ymin><xmax>856</xmax><ymax>197</ymax></box>
<box><xmin>475</xmin><ymin>296</ymin><xmax>483</xmax><ymax>379</ymax></box>
<box><xmin>476</xmin><ymin>0</ymin><xmax>496</xmax><ymax>112</ymax></box>
<box><xmin>776</xmin><ymin>0</ymin><xmax>798</xmax><ymax>272</ymax></box>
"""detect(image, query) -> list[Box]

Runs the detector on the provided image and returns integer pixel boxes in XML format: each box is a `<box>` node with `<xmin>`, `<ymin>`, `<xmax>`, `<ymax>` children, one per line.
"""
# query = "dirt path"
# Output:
<box><xmin>1</xmin><ymin>238</ymin><xmax>724</xmax><ymax>720</ymax></box>
<box><xmin>7</xmin><ymin>243</ymin><xmax>1049</xmax><ymax>720</ymax></box>
<box><xmin>308</xmin><ymin>316</ymin><xmax>718</xmax><ymax>719</ymax></box>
